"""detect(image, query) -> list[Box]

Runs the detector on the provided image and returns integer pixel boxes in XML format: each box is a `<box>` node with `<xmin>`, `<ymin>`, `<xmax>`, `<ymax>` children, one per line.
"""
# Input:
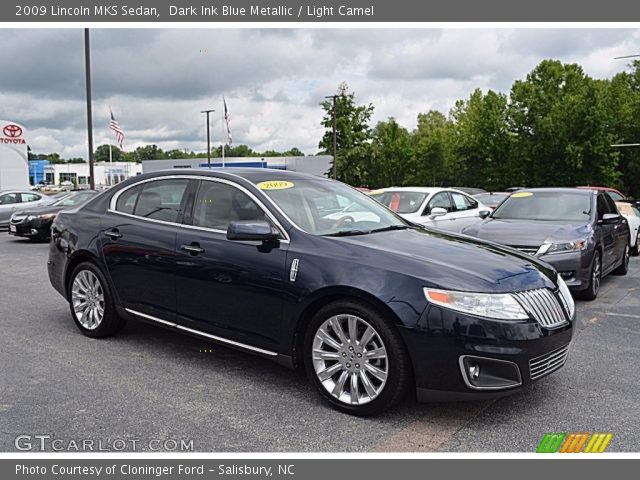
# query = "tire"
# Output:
<box><xmin>576</xmin><ymin>251</ymin><xmax>602</xmax><ymax>301</ymax></box>
<box><xmin>613</xmin><ymin>243</ymin><xmax>630</xmax><ymax>276</ymax></box>
<box><xmin>67</xmin><ymin>261</ymin><xmax>126</xmax><ymax>338</ymax></box>
<box><xmin>632</xmin><ymin>234</ymin><xmax>639</xmax><ymax>257</ymax></box>
<box><xmin>303</xmin><ymin>299</ymin><xmax>412</xmax><ymax>416</ymax></box>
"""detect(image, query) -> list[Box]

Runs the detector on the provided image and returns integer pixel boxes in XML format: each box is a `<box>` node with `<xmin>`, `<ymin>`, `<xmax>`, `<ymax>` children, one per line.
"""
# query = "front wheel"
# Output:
<box><xmin>576</xmin><ymin>252</ymin><xmax>601</xmax><ymax>301</ymax></box>
<box><xmin>304</xmin><ymin>300</ymin><xmax>412</xmax><ymax>416</ymax></box>
<box><xmin>68</xmin><ymin>262</ymin><xmax>126</xmax><ymax>338</ymax></box>
<box><xmin>631</xmin><ymin>234</ymin><xmax>639</xmax><ymax>257</ymax></box>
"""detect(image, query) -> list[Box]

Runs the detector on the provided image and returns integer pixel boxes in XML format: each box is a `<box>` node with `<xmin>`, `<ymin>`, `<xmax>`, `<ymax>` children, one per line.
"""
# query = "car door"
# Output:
<box><xmin>0</xmin><ymin>192</ymin><xmax>20</xmax><ymax>224</ymax></box>
<box><xmin>174</xmin><ymin>178</ymin><xmax>289</xmax><ymax>352</ymax></box>
<box><xmin>603</xmin><ymin>193</ymin><xmax>628</xmax><ymax>263</ymax></box>
<box><xmin>420</xmin><ymin>191</ymin><xmax>454</xmax><ymax>230</ymax></box>
<box><xmin>20</xmin><ymin>192</ymin><xmax>44</xmax><ymax>206</ymax></box>
<box><xmin>100</xmin><ymin>177</ymin><xmax>193</xmax><ymax>321</ymax></box>
<box><xmin>448</xmin><ymin>191</ymin><xmax>484</xmax><ymax>232</ymax></box>
<box><xmin>596</xmin><ymin>193</ymin><xmax>619</xmax><ymax>271</ymax></box>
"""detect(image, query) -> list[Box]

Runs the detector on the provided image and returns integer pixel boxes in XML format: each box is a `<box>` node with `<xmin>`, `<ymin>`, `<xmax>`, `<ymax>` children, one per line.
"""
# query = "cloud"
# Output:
<box><xmin>0</xmin><ymin>28</ymin><xmax>636</xmax><ymax>159</ymax></box>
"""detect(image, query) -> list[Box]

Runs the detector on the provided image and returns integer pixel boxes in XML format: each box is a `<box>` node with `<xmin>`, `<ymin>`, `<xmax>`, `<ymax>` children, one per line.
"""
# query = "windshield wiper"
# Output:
<box><xmin>370</xmin><ymin>225</ymin><xmax>412</xmax><ymax>233</ymax></box>
<box><xmin>324</xmin><ymin>229</ymin><xmax>372</xmax><ymax>237</ymax></box>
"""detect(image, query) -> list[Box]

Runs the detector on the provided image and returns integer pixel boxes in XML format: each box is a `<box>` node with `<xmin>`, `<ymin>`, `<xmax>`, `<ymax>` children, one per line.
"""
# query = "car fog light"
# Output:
<box><xmin>469</xmin><ymin>363</ymin><xmax>480</xmax><ymax>380</ymax></box>
<box><xmin>31</xmin><ymin>229</ymin><xmax>38</xmax><ymax>235</ymax></box>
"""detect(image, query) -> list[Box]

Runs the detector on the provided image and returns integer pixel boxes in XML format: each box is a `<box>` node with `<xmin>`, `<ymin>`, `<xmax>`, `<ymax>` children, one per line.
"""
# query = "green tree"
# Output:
<box><xmin>134</xmin><ymin>144</ymin><xmax>166</xmax><ymax>161</ymax></box>
<box><xmin>412</xmin><ymin>110</ymin><xmax>455</xmax><ymax>187</ymax></box>
<box><xmin>508</xmin><ymin>60</ymin><xmax>619</xmax><ymax>188</ymax></box>
<box><xmin>319</xmin><ymin>82</ymin><xmax>374</xmax><ymax>180</ymax></box>
<box><xmin>364</xmin><ymin>118</ymin><xmax>413</xmax><ymax>188</ymax></box>
<box><xmin>94</xmin><ymin>144</ymin><xmax>122</xmax><ymax>163</ymax></box>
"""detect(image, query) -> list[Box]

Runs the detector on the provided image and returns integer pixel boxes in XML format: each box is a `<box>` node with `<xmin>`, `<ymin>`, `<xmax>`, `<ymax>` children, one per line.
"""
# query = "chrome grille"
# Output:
<box><xmin>513</xmin><ymin>288</ymin><xmax>568</xmax><ymax>329</ymax></box>
<box><xmin>512</xmin><ymin>246</ymin><xmax>540</xmax><ymax>255</ymax></box>
<box><xmin>529</xmin><ymin>344</ymin><xmax>570</xmax><ymax>381</ymax></box>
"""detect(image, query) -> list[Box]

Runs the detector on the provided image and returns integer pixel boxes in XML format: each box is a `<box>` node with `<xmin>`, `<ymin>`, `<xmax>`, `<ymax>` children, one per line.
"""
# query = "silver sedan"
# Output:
<box><xmin>0</xmin><ymin>190</ymin><xmax>56</xmax><ymax>227</ymax></box>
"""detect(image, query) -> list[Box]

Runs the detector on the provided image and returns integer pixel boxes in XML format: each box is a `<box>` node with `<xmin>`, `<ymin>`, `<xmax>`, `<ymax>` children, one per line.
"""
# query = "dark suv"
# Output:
<box><xmin>463</xmin><ymin>188</ymin><xmax>630</xmax><ymax>300</ymax></box>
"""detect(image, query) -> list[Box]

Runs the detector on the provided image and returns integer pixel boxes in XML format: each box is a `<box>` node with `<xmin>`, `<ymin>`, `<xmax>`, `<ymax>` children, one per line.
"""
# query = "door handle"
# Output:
<box><xmin>181</xmin><ymin>243</ymin><xmax>205</xmax><ymax>255</ymax></box>
<box><xmin>104</xmin><ymin>229</ymin><xmax>123</xmax><ymax>239</ymax></box>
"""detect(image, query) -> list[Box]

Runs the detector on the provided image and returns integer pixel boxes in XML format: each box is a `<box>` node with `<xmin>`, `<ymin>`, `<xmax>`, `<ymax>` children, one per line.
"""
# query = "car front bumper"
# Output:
<box><xmin>536</xmin><ymin>250</ymin><xmax>591</xmax><ymax>290</ymax></box>
<box><xmin>402</xmin><ymin>304</ymin><xmax>574</xmax><ymax>402</ymax></box>
<box><xmin>8</xmin><ymin>218</ymin><xmax>50</xmax><ymax>239</ymax></box>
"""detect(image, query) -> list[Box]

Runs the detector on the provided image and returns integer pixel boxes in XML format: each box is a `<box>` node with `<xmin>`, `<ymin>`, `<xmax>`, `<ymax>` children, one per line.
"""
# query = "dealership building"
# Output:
<box><xmin>41</xmin><ymin>161</ymin><xmax>143</xmax><ymax>188</ymax></box>
<box><xmin>141</xmin><ymin>156</ymin><xmax>332</xmax><ymax>176</ymax></box>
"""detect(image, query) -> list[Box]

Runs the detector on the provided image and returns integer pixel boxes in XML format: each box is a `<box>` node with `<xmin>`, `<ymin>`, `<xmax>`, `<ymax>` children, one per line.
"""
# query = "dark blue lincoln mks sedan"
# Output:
<box><xmin>48</xmin><ymin>169</ymin><xmax>575</xmax><ymax>415</ymax></box>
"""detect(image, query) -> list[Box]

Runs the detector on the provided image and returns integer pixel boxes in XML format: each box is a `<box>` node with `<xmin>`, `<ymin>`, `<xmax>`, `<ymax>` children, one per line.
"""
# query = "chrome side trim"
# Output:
<box><xmin>125</xmin><ymin>308</ymin><xmax>278</xmax><ymax>357</ymax></box>
<box><xmin>289</xmin><ymin>258</ymin><xmax>299</xmax><ymax>282</ymax></box>
<box><xmin>107</xmin><ymin>174</ymin><xmax>290</xmax><ymax>243</ymax></box>
<box><xmin>458</xmin><ymin>355</ymin><xmax>523</xmax><ymax>391</ymax></box>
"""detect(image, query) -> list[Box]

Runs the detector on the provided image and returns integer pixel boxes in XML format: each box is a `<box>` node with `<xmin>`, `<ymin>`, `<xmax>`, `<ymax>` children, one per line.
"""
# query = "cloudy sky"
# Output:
<box><xmin>1</xmin><ymin>28</ymin><xmax>639</xmax><ymax>159</ymax></box>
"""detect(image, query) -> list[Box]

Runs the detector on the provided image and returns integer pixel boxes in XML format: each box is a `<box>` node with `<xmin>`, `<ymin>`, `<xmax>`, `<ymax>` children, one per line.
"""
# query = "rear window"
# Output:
<box><xmin>115</xmin><ymin>179</ymin><xmax>189</xmax><ymax>223</ymax></box>
<box><xmin>370</xmin><ymin>191</ymin><xmax>427</xmax><ymax>214</ymax></box>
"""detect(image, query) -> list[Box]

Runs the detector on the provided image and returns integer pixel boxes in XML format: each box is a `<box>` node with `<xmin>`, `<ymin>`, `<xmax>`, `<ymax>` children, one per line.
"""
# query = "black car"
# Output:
<box><xmin>47</xmin><ymin>170</ymin><xmax>575</xmax><ymax>415</ymax></box>
<box><xmin>463</xmin><ymin>188</ymin><xmax>630</xmax><ymax>301</ymax></box>
<box><xmin>9</xmin><ymin>190</ymin><xmax>98</xmax><ymax>241</ymax></box>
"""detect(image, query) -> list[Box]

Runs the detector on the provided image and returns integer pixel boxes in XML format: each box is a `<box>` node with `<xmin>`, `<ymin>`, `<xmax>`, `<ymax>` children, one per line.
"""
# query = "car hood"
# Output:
<box><xmin>462</xmin><ymin>218</ymin><xmax>591</xmax><ymax>247</ymax></box>
<box><xmin>14</xmin><ymin>205</ymin><xmax>66</xmax><ymax>217</ymax></box>
<box><xmin>329</xmin><ymin>227</ymin><xmax>558</xmax><ymax>293</ymax></box>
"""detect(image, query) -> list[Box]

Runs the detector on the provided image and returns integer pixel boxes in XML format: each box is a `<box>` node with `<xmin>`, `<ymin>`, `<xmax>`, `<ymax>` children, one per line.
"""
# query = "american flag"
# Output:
<box><xmin>109</xmin><ymin>110</ymin><xmax>125</xmax><ymax>150</ymax></box>
<box><xmin>223</xmin><ymin>97</ymin><xmax>232</xmax><ymax>147</ymax></box>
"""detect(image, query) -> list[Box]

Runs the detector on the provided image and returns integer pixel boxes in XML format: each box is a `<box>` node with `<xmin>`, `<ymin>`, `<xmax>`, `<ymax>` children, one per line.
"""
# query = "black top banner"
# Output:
<box><xmin>4</xmin><ymin>0</ymin><xmax>640</xmax><ymax>22</ymax></box>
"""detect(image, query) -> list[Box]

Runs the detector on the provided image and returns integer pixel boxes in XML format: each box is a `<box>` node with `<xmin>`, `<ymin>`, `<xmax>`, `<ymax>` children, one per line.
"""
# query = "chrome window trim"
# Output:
<box><xmin>125</xmin><ymin>308</ymin><xmax>278</xmax><ymax>357</ymax></box>
<box><xmin>107</xmin><ymin>174</ymin><xmax>290</xmax><ymax>243</ymax></box>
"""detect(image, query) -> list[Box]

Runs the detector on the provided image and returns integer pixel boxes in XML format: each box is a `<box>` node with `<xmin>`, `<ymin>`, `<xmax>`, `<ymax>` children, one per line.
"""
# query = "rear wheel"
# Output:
<box><xmin>68</xmin><ymin>262</ymin><xmax>126</xmax><ymax>338</ymax></box>
<box><xmin>304</xmin><ymin>300</ymin><xmax>412</xmax><ymax>416</ymax></box>
<box><xmin>576</xmin><ymin>252</ymin><xmax>601</xmax><ymax>301</ymax></box>
<box><xmin>631</xmin><ymin>233</ymin><xmax>639</xmax><ymax>257</ymax></box>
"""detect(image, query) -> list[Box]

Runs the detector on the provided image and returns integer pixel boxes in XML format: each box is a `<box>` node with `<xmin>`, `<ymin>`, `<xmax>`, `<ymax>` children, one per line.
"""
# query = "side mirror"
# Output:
<box><xmin>429</xmin><ymin>207</ymin><xmax>448</xmax><ymax>219</ymax></box>
<box><xmin>601</xmin><ymin>213</ymin><xmax>620</xmax><ymax>224</ymax></box>
<box><xmin>227</xmin><ymin>220</ymin><xmax>280</xmax><ymax>242</ymax></box>
<box><xmin>479</xmin><ymin>210</ymin><xmax>491</xmax><ymax>219</ymax></box>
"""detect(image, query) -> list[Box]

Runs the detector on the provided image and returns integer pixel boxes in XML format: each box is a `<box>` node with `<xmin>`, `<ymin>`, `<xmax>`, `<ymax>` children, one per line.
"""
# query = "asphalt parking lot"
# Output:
<box><xmin>1</xmin><ymin>233</ymin><xmax>638</xmax><ymax>452</ymax></box>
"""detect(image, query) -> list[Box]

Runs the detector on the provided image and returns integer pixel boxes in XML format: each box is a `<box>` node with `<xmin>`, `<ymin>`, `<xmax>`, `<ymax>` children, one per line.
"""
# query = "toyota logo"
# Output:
<box><xmin>3</xmin><ymin>124</ymin><xmax>23</xmax><ymax>138</ymax></box>
<box><xmin>2</xmin><ymin>124</ymin><xmax>22</xmax><ymax>138</ymax></box>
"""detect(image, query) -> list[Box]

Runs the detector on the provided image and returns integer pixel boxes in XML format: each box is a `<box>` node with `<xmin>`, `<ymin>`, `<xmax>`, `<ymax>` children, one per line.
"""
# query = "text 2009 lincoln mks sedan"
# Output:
<box><xmin>48</xmin><ymin>169</ymin><xmax>575</xmax><ymax>415</ymax></box>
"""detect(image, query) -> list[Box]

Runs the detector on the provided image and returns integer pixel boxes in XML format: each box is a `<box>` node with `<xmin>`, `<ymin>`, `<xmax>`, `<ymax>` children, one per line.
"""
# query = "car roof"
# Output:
<box><xmin>510</xmin><ymin>187</ymin><xmax>594</xmax><ymax>195</ymax></box>
<box><xmin>577</xmin><ymin>186</ymin><xmax>624</xmax><ymax>194</ymax></box>
<box><xmin>0</xmin><ymin>190</ymin><xmax>42</xmax><ymax>194</ymax></box>
<box><xmin>370</xmin><ymin>186</ymin><xmax>468</xmax><ymax>195</ymax></box>
<box><xmin>149</xmin><ymin>167</ymin><xmax>325</xmax><ymax>184</ymax></box>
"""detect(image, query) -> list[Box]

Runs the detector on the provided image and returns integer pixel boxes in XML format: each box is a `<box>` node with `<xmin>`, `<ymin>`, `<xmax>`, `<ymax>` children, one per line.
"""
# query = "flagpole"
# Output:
<box><xmin>108</xmin><ymin>143</ymin><xmax>113</xmax><ymax>186</ymax></box>
<box><xmin>221</xmin><ymin>106</ymin><xmax>225</xmax><ymax>168</ymax></box>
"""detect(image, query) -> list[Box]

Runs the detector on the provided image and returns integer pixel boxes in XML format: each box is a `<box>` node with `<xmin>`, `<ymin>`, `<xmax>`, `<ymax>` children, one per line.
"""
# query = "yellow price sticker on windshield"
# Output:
<box><xmin>257</xmin><ymin>181</ymin><xmax>294</xmax><ymax>190</ymax></box>
<box><xmin>511</xmin><ymin>192</ymin><xmax>533</xmax><ymax>198</ymax></box>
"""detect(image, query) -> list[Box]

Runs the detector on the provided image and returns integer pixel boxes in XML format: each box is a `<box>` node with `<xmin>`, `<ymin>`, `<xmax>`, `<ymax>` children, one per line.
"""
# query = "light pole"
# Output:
<box><xmin>325</xmin><ymin>95</ymin><xmax>338</xmax><ymax>179</ymax></box>
<box><xmin>84</xmin><ymin>28</ymin><xmax>95</xmax><ymax>189</ymax></box>
<box><xmin>201</xmin><ymin>109</ymin><xmax>215</xmax><ymax>167</ymax></box>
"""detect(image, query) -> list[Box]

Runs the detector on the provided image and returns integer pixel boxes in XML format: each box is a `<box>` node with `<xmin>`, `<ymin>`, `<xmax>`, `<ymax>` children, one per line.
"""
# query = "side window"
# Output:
<box><xmin>597</xmin><ymin>194</ymin><xmax>614</xmax><ymax>218</ymax></box>
<box><xmin>603</xmin><ymin>193</ymin><xmax>618</xmax><ymax>215</ymax></box>
<box><xmin>115</xmin><ymin>179</ymin><xmax>189</xmax><ymax>222</ymax></box>
<box><xmin>21</xmin><ymin>193</ymin><xmax>41</xmax><ymax>203</ymax></box>
<box><xmin>115</xmin><ymin>184</ymin><xmax>143</xmax><ymax>215</ymax></box>
<box><xmin>450</xmin><ymin>192</ymin><xmax>477</xmax><ymax>212</ymax></box>
<box><xmin>425</xmin><ymin>192</ymin><xmax>452</xmax><ymax>214</ymax></box>
<box><xmin>0</xmin><ymin>193</ymin><xmax>18</xmax><ymax>205</ymax></box>
<box><xmin>192</xmin><ymin>181</ymin><xmax>266</xmax><ymax>231</ymax></box>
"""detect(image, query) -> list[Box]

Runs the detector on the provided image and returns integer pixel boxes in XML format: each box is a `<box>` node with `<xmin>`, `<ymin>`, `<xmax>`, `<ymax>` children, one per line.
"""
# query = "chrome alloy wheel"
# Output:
<box><xmin>312</xmin><ymin>314</ymin><xmax>389</xmax><ymax>405</ymax></box>
<box><xmin>71</xmin><ymin>270</ymin><xmax>105</xmax><ymax>330</ymax></box>
<box><xmin>592</xmin><ymin>254</ymin><xmax>601</xmax><ymax>294</ymax></box>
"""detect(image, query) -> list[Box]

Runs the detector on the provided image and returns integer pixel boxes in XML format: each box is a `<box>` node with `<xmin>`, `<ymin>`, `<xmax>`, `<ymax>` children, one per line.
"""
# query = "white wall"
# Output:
<box><xmin>0</xmin><ymin>120</ymin><xmax>29</xmax><ymax>190</ymax></box>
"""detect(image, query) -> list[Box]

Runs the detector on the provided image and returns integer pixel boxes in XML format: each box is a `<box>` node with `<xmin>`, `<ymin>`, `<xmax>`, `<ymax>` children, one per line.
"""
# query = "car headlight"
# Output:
<box><xmin>556</xmin><ymin>275</ymin><xmax>575</xmax><ymax>319</ymax></box>
<box><xmin>424</xmin><ymin>288</ymin><xmax>529</xmax><ymax>320</ymax></box>
<box><xmin>38</xmin><ymin>213</ymin><xmax>57</xmax><ymax>220</ymax></box>
<box><xmin>539</xmin><ymin>239</ymin><xmax>587</xmax><ymax>255</ymax></box>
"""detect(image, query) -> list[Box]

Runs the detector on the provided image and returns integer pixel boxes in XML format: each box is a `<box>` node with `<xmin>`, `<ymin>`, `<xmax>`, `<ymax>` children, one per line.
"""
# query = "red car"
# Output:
<box><xmin>577</xmin><ymin>186</ymin><xmax>626</xmax><ymax>202</ymax></box>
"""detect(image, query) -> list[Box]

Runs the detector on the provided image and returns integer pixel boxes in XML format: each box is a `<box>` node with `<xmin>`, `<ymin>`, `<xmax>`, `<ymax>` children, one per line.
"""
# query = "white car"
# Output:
<box><xmin>369</xmin><ymin>187</ymin><xmax>490</xmax><ymax>233</ymax></box>
<box><xmin>0</xmin><ymin>190</ymin><xmax>56</xmax><ymax>228</ymax></box>
<box><xmin>616</xmin><ymin>202</ymin><xmax>640</xmax><ymax>256</ymax></box>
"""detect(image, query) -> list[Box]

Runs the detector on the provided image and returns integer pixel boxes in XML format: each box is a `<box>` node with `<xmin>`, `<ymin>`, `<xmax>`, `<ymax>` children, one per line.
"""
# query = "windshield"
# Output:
<box><xmin>256</xmin><ymin>178</ymin><xmax>408</xmax><ymax>236</ymax></box>
<box><xmin>369</xmin><ymin>191</ymin><xmax>427</xmax><ymax>214</ymax></box>
<box><xmin>474</xmin><ymin>193</ymin><xmax>509</xmax><ymax>207</ymax></box>
<box><xmin>53</xmin><ymin>191</ymin><xmax>95</xmax><ymax>207</ymax></box>
<box><xmin>492</xmin><ymin>191</ymin><xmax>592</xmax><ymax>222</ymax></box>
